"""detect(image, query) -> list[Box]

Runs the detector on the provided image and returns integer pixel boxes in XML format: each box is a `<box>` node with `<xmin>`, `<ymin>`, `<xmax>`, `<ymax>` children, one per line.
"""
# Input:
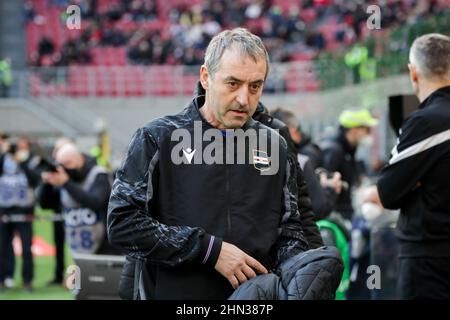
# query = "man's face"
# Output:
<box><xmin>57</xmin><ymin>154</ymin><xmax>82</xmax><ymax>170</ymax></box>
<box><xmin>0</xmin><ymin>139</ymin><xmax>7</xmax><ymax>153</ymax></box>
<box><xmin>17</xmin><ymin>138</ymin><xmax>30</xmax><ymax>151</ymax></box>
<box><xmin>355</xmin><ymin>127</ymin><xmax>371</xmax><ymax>145</ymax></box>
<box><xmin>200</xmin><ymin>48</ymin><xmax>267</xmax><ymax>129</ymax></box>
<box><xmin>288</xmin><ymin>126</ymin><xmax>302</xmax><ymax>144</ymax></box>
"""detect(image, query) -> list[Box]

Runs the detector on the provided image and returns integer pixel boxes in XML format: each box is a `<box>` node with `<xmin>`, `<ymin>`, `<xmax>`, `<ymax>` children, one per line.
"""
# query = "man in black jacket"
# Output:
<box><xmin>269</xmin><ymin>108</ymin><xmax>343</xmax><ymax>221</ymax></box>
<box><xmin>108</xmin><ymin>28</ymin><xmax>311</xmax><ymax>300</ymax></box>
<box><xmin>271</xmin><ymin>108</ymin><xmax>324</xmax><ymax>170</ymax></box>
<box><xmin>377</xmin><ymin>33</ymin><xmax>450</xmax><ymax>299</ymax></box>
<box><xmin>320</xmin><ymin>109</ymin><xmax>378</xmax><ymax>220</ymax></box>
<box><xmin>193</xmin><ymin>83</ymin><xmax>325</xmax><ymax>250</ymax></box>
<box><xmin>39</xmin><ymin>143</ymin><xmax>113</xmax><ymax>255</ymax></box>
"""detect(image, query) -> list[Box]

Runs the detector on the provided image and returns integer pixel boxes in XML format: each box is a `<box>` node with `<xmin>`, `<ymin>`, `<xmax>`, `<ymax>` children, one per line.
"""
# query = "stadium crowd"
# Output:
<box><xmin>26</xmin><ymin>0</ymin><xmax>448</xmax><ymax>67</ymax></box>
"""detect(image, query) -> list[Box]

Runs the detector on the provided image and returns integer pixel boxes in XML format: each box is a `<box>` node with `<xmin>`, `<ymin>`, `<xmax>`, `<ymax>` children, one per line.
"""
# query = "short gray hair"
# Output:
<box><xmin>204</xmin><ymin>28</ymin><xmax>270</xmax><ymax>80</ymax></box>
<box><xmin>270</xmin><ymin>108</ymin><xmax>299</xmax><ymax>129</ymax></box>
<box><xmin>409</xmin><ymin>33</ymin><xmax>450</xmax><ymax>80</ymax></box>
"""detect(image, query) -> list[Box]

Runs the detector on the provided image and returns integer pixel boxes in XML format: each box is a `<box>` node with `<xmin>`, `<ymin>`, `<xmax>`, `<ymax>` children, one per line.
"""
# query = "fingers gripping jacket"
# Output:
<box><xmin>228</xmin><ymin>246</ymin><xmax>344</xmax><ymax>300</ymax></box>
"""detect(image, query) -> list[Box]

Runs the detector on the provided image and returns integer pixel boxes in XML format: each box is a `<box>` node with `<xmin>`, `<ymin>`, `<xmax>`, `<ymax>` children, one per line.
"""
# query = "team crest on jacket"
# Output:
<box><xmin>252</xmin><ymin>149</ymin><xmax>271</xmax><ymax>171</ymax></box>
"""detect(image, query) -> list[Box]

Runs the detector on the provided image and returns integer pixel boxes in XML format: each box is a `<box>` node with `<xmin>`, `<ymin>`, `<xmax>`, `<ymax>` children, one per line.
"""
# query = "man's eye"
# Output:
<box><xmin>250</xmin><ymin>84</ymin><xmax>261</xmax><ymax>91</ymax></box>
<box><xmin>228</xmin><ymin>82</ymin><xmax>238</xmax><ymax>88</ymax></box>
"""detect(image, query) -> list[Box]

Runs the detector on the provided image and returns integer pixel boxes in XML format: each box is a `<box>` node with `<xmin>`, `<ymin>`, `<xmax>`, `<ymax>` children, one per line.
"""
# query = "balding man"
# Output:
<box><xmin>377</xmin><ymin>33</ymin><xmax>450</xmax><ymax>299</ymax></box>
<box><xmin>43</xmin><ymin>136</ymin><xmax>74</xmax><ymax>285</ymax></box>
<box><xmin>40</xmin><ymin>143</ymin><xmax>113</xmax><ymax>255</ymax></box>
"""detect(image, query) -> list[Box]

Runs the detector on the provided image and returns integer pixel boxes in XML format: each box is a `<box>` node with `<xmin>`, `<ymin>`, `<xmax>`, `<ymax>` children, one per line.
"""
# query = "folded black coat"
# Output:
<box><xmin>229</xmin><ymin>246</ymin><xmax>343</xmax><ymax>300</ymax></box>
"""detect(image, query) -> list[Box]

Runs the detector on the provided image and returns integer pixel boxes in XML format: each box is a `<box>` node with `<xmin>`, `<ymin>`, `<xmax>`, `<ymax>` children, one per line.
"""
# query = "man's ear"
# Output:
<box><xmin>408</xmin><ymin>63</ymin><xmax>418</xmax><ymax>83</ymax></box>
<box><xmin>200</xmin><ymin>65</ymin><xmax>209</xmax><ymax>90</ymax></box>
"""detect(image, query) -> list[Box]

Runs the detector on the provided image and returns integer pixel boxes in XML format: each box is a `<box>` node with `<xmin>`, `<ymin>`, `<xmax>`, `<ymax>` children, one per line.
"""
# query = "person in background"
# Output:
<box><xmin>271</xmin><ymin>108</ymin><xmax>324</xmax><ymax>170</ymax></box>
<box><xmin>377</xmin><ymin>33</ymin><xmax>450</xmax><ymax>299</ymax></box>
<box><xmin>44</xmin><ymin>136</ymin><xmax>73</xmax><ymax>285</ymax></box>
<box><xmin>270</xmin><ymin>108</ymin><xmax>343</xmax><ymax>220</ymax></box>
<box><xmin>0</xmin><ymin>57</ymin><xmax>12</xmax><ymax>98</ymax></box>
<box><xmin>0</xmin><ymin>136</ymin><xmax>40</xmax><ymax>292</ymax></box>
<box><xmin>320</xmin><ymin>109</ymin><xmax>378</xmax><ymax>221</ymax></box>
<box><xmin>0</xmin><ymin>133</ymin><xmax>15</xmax><ymax>290</ymax></box>
<box><xmin>39</xmin><ymin>143</ymin><xmax>113</xmax><ymax>255</ymax></box>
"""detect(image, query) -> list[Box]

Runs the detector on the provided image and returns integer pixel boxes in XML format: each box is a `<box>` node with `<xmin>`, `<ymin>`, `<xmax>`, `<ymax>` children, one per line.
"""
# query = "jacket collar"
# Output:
<box><xmin>297</xmin><ymin>134</ymin><xmax>312</xmax><ymax>151</ymax></box>
<box><xmin>419</xmin><ymin>85</ymin><xmax>450</xmax><ymax>110</ymax></box>
<box><xmin>187</xmin><ymin>95</ymin><xmax>256</xmax><ymax>131</ymax></box>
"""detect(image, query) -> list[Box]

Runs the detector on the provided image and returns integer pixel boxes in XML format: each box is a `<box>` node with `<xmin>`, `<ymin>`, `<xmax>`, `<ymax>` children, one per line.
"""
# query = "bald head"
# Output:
<box><xmin>56</xmin><ymin>143</ymin><xmax>84</xmax><ymax>169</ymax></box>
<box><xmin>53</xmin><ymin>137</ymin><xmax>73</xmax><ymax>158</ymax></box>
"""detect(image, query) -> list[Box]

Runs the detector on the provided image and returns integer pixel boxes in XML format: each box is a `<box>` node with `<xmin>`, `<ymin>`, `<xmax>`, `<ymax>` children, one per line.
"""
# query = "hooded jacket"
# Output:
<box><xmin>108</xmin><ymin>95</ymin><xmax>310</xmax><ymax>299</ymax></box>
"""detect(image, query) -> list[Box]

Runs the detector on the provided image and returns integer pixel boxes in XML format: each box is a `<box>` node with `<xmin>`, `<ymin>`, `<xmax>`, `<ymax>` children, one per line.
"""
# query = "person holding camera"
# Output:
<box><xmin>320</xmin><ymin>109</ymin><xmax>378</xmax><ymax>221</ymax></box>
<box><xmin>0</xmin><ymin>136</ymin><xmax>40</xmax><ymax>292</ymax></box>
<box><xmin>39</xmin><ymin>143</ymin><xmax>113</xmax><ymax>255</ymax></box>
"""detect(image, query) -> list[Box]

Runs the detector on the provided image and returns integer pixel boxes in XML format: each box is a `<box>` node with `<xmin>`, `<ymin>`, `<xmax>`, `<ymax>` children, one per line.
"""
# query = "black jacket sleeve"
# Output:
<box><xmin>107</xmin><ymin>127</ymin><xmax>222</xmax><ymax>267</ymax></box>
<box><xmin>271</xmin><ymin>126</ymin><xmax>324</xmax><ymax>253</ymax></box>
<box><xmin>302</xmin><ymin>159</ymin><xmax>337</xmax><ymax>221</ymax></box>
<box><xmin>38</xmin><ymin>183</ymin><xmax>61</xmax><ymax>211</ymax></box>
<box><xmin>19</xmin><ymin>158</ymin><xmax>41</xmax><ymax>188</ymax></box>
<box><xmin>271</xmin><ymin>154</ymin><xmax>310</xmax><ymax>267</ymax></box>
<box><xmin>63</xmin><ymin>173</ymin><xmax>111</xmax><ymax>213</ymax></box>
<box><xmin>322</xmin><ymin>144</ymin><xmax>344</xmax><ymax>173</ymax></box>
<box><xmin>295</xmin><ymin>157</ymin><xmax>325</xmax><ymax>249</ymax></box>
<box><xmin>377</xmin><ymin>115</ymin><xmax>437</xmax><ymax>209</ymax></box>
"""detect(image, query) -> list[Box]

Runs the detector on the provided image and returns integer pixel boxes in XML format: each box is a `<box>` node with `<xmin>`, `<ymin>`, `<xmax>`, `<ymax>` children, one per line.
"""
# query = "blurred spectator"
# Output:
<box><xmin>39</xmin><ymin>143</ymin><xmax>114</xmax><ymax>255</ymax></box>
<box><xmin>40</xmin><ymin>137</ymin><xmax>74</xmax><ymax>286</ymax></box>
<box><xmin>0</xmin><ymin>58</ymin><xmax>12</xmax><ymax>98</ymax></box>
<box><xmin>0</xmin><ymin>136</ymin><xmax>41</xmax><ymax>293</ymax></box>
<box><xmin>320</xmin><ymin>109</ymin><xmax>378</xmax><ymax>220</ymax></box>
<box><xmin>0</xmin><ymin>134</ymin><xmax>15</xmax><ymax>290</ymax></box>
<box><xmin>38</xmin><ymin>37</ymin><xmax>55</xmax><ymax>57</ymax></box>
<box><xmin>24</xmin><ymin>1</ymin><xmax>36</xmax><ymax>22</ymax></box>
<box><xmin>271</xmin><ymin>108</ymin><xmax>342</xmax><ymax>220</ymax></box>
<box><xmin>128</xmin><ymin>37</ymin><xmax>152</xmax><ymax>65</ymax></box>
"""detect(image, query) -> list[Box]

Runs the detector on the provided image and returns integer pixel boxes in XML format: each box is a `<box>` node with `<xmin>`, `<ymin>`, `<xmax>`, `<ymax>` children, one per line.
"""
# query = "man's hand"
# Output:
<box><xmin>41</xmin><ymin>166</ymin><xmax>69</xmax><ymax>186</ymax></box>
<box><xmin>320</xmin><ymin>171</ymin><xmax>343</xmax><ymax>194</ymax></box>
<box><xmin>214</xmin><ymin>241</ymin><xmax>268</xmax><ymax>289</ymax></box>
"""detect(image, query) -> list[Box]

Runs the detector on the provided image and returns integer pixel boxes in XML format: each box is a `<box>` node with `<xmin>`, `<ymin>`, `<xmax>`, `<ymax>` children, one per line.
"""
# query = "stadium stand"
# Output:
<box><xmin>23</xmin><ymin>0</ymin><xmax>450</xmax><ymax>96</ymax></box>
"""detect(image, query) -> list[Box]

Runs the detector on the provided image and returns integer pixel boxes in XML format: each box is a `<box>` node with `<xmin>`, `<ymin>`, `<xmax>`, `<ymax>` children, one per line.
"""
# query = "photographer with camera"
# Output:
<box><xmin>39</xmin><ymin>143</ymin><xmax>113</xmax><ymax>255</ymax></box>
<box><xmin>0</xmin><ymin>136</ymin><xmax>40</xmax><ymax>292</ymax></box>
<box><xmin>320</xmin><ymin>109</ymin><xmax>378</xmax><ymax>221</ymax></box>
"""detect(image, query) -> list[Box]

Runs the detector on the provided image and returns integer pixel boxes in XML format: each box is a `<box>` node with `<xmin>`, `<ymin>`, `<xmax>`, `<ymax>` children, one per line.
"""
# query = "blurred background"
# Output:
<box><xmin>0</xmin><ymin>0</ymin><xmax>449</xmax><ymax>300</ymax></box>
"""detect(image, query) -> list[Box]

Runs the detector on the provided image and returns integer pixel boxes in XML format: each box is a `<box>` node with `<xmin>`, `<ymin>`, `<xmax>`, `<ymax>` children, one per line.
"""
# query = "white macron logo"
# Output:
<box><xmin>182</xmin><ymin>148</ymin><xmax>196</xmax><ymax>164</ymax></box>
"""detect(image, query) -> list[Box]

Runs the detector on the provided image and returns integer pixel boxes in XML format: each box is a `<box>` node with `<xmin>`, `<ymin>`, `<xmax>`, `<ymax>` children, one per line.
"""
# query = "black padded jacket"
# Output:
<box><xmin>108</xmin><ymin>95</ymin><xmax>310</xmax><ymax>299</ymax></box>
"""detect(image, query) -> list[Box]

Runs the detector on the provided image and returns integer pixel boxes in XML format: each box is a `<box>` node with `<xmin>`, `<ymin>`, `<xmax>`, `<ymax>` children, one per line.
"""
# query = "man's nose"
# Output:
<box><xmin>235</xmin><ymin>86</ymin><xmax>249</xmax><ymax>108</ymax></box>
